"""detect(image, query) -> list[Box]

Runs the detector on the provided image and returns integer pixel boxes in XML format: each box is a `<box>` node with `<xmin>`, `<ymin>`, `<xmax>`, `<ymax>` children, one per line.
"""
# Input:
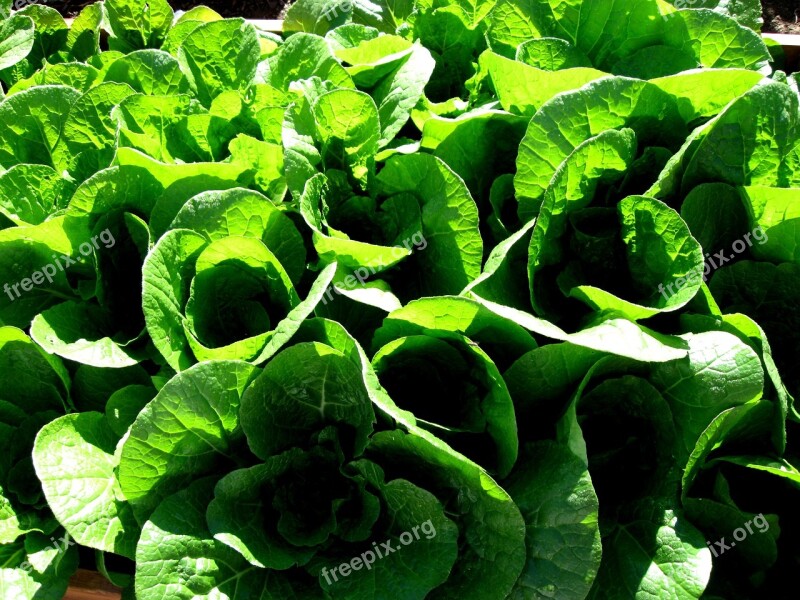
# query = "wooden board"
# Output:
<box><xmin>764</xmin><ymin>33</ymin><xmax>800</xmax><ymax>73</ymax></box>
<box><xmin>246</xmin><ymin>19</ymin><xmax>284</xmax><ymax>32</ymax></box>
<box><xmin>64</xmin><ymin>570</ymin><xmax>122</xmax><ymax>600</ymax></box>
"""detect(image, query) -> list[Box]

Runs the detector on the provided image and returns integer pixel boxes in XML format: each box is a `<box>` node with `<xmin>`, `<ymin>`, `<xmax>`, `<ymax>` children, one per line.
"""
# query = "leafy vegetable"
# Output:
<box><xmin>0</xmin><ymin>0</ymin><xmax>794</xmax><ymax>598</ymax></box>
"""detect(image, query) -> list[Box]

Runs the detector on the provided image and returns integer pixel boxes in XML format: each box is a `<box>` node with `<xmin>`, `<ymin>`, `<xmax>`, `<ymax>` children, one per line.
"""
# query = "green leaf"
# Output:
<box><xmin>514</xmin><ymin>77</ymin><xmax>684</xmax><ymax>214</ymax></box>
<box><xmin>373</xmin><ymin>295</ymin><xmax>537</xmax><ymax>370</ymax></box>
<box><xmin>666</xmin><ymin>0</ymin><xmax>763</xmax><ymax>31</ymax></box>
<box><xmin>141</xmin><ymin>229</ymin><xmax>207</xmax><ymax>371</ymax></box>
<box><xmin>486</xmin><ymin>0</ymin><xmax>664</xmax><ymax>69</ymax></box>
<box><xmin>0</xmin><ymin>15</ymin><xmax>34</xmax><ymax>71</ymax></box>
<box><xmin>118</xmin><ymin>360</ymin><xmax>258</xmax><ymax>523</ymax></box>
<box><xmin>0</xmin><ymin>326</ymin><xmax>68</xmax><ymax>414</ymax></box>
<box><xmin>181</xmin><ymin>236</ymin><xmax>300</xmax><ymax>363</ymax></box>
<box><xmin>366</xmin><ymin>430</ymin><xmax>526</xmax><ymax>600</ymax></box>
<box><xmin>71</xmin><ymin>363</ymin><xmax>150</xmax><ymax>414</ymax></box>
<box><xmin>8</xmin><ymin>62</ymin><xmax>100</xmax><ymax>94</ymax></box>
<box><xmin>587</xmin><ymin>509</ymin><xmax>712</xmax><ymax>600</ymax></box>
<box><xmin>177</xmin><ymin>19</ymin><xmax>260</xmax><ymax>107</ymax></box>
<box><xmin>285</xmin><ymin>0</ymin><xmax>354</xmax><ymax>35</ymax></box>
<box><xmin>2</xmin><ymin>6</ymin><xmax>67</xmax><ymax>85</ymax></box>
<box><xmin>104</xmin><ymin>384</ymin><xmax>155</xmax><ymax>438</ymax></box>
<box><xmin>651</xmin><ymin>331</ymin><xmax>764</xmax><ymax>460</ymax></box>
<box><xmin>170</xmin><ymin>187</ymin><xmax>306</xmax><ymax>284</ymax></box>
<box><xmin>0</xmin><ymin>164</ymin><xmax>74</xmax><ymax>226</ymax></box>
<box><xmin>567</xmin><ymin>196</ymin><xmax>705</xmax><ymax>320</ymax></box>
<box><xmin>479</xmin><ymin>51</ymin><xmax>605</xmax><ymax>117</ymax></box>
<box><xmin>104</xmin><ymin>0</ymin><xmax>174</xmax><ymax>52</ymax></box>
<box><xmin>680</xmin><ymin>401</ymin><xmax>773</xmax><ymax>495</ymax></box>
<box><xmin>54</xmin><ymin>81</ymin><xmax>137</xmax><ymax>180</ymax></box>
<box><xmin>336</xmin><ymin>35</ymin><xmax>435</xmax><ymax>147</ymax></box>
<box><xmin>112</xmin><ymin>148</ymin><xmax>255</xmax><ymax>237</ymax></box>
<box><xmin>316</xmin><ymin>477</ymin><xmax>459</xmax><ymax>598</ymax></box>
<box><xmin>515</xmin><ymin>37</ymin><xmax>591</xmax><ymax>70</ymax></box>
<box><xmin>469</xmin><ymin>296</ymin><xmax>688</xmax><ymax>363</ymax></box>
<box><xmin>66</xmin><ymin>2</ymin><xmax>103</xmax><ymax>61</ymax></box>
<box><xmin>66</xmin><ymin>164</ymin><xmax>161</xmax><ymax>229</ymax></box>
<box><xmin>372</xmin><ymin>333</ymin><xmax>518</xmax><ymax>476</ymax></box>
<box><xmin>682</xmin><ymin>81</ymin><xmax>800</xmax><ymax>189</ymax></box>
<box><xmin>103</xmin><ymin>49</ymin><xmax>191</xmax><ymax>95</ymax></box>
<box><xmin>264</xmin><ymin>32</ymin><xmax>353</xmax><ymax>91</ymax></box>
<box><xmin>504</xmin><ymin>342</ymin><xmax>602</xmax><ymax>422</ymax></box>
<box><xmin>0</xmin><ymin>531</ymin><xmax>79</xmax><ymax>600</ymax></box>
<box><xmin>136</xmin><ymin>479</ymin><xmax>311</xmax><ymax>600</ymax></box>
<box><xmin>527</xmin><ymin>129</ymin><xmax>637</xmax><ymax>308</ymax></box>
<box><xmin>299</xmin><ymin>173</ymin><xmax>413</xmax><ymax>272</ymax></box>
<box><xmin>709</xmin><ymin>261</ymin><xmax>800</xmax><ymax>398</ymax></box>
<box><xmin>113</xmin><ymin>93</ymin><xmax>198</xmax><ymax>162</ymax></box>
<box><xmin>205</xmin><ymin>454</ymin><xmax>321</xmax><ymax>569</ymax></box>
<box><xmin>227</xmin><ymin>135</ymin><xmax>287</xmax><ymax>202</ymax></box>
<box><xmin>240</xmin><ymin>342</ymin><xmax>374</xmax><ymax>460</ymax></box>
<box><xmin>376</xmin><ymin>154</ymin><xmax>483</xmax><ymax>296</ymax></box>
<box><xmin>33</xmin><ymin>412</ymin><xmax>139</xmax><ymax>558</ymax></box>
<box><xmin>651</xmin><ymin>68</ymin><xmax>763</xmax><ymax>123</ymax></box>
<box><xmin>0</xmin><ymin>216</ymin><xmax>91</xmax><ymax>328</ymax></box>
<box><xmin>738</xmin><ymin>186</ymin><xmax>800</xmax><ymax>264</ymax></box>
<box><xmin>505</xmin><ymin>441</ymin><xmax>601</xmax><ymax>600</ymax></box>
<box><xmin>285</xmin><ymin>88</ymin><xmax>380</xmax><ymax>194</ymax></box>
<box><xmin>680</xmin><ymin>183</ymin><xmax>750</xmax><ymax>253</ymax></box>
<box><xmin>30</xmin><ymin>301</ymin><xmax>143</xmax><ymax>368</ymax></box>
<box><xmin>663</xmin><ymin>8</ymin><xmax>770</xmax><ymax>71</ymax></box>
<box><xmin>0</xmin><ymin>85</ymin><xmax>81</xmax><ymax>169</ymax></box>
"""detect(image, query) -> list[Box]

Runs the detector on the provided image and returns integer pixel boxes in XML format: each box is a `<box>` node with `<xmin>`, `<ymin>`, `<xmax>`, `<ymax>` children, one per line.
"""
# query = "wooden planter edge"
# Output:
<box><xmin>64</xmin><ymin>569</ymin><xmax>123</xmax><ymax>600</ymax></box>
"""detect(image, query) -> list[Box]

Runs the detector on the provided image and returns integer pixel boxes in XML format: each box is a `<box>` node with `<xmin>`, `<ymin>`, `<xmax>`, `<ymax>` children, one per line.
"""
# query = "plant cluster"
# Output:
<box><xmin>0</xmin><ymin>0</ymin><xmax>797</xmax><ymax>598</ymax></box>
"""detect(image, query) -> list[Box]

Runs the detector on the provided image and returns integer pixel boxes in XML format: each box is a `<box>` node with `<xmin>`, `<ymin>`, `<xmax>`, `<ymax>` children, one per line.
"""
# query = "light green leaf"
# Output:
<box><xmin>118</xmin><ymin>360</ymin><xmax>258</xmax><ymax>523</ymax></box>
<box><xmin>30</xmin><ymin>301</ymin><xmax>142</xmax><ymax>368</ymax></box>
<box><xmin>104</xmin><ymin>0</ymin><xmax>174</xmax><ymax>52</ymax></box>
<box><xmin>738</xmin><ymin>186</ymin><xmax>800</xmax><ymax>264</ymax></box>
<box><xmin>0</xmin><ymin>85</ymin><xmax>81</xmax><ymax>169</ymax></box>
<box><xmin>177</xmin><ymin>19</ymin><xmax>260</xmax><ymax>107</ymax></box>
<box><xmin>104</xmin><ymin>49</ymin><xmax>191</xmax><ymax>95</ymax></box>
<box><xmin>663</xmin><ymin>8</ymin><xmax>770</xmax><ymax>71</ymax></box>
<box><xmin>33</xmin><ymin>412</ymin><xmax>138</xmax><ymax>558</ymax></box>
<box><xmin>170</xmin><ymin>187</ymin><xmax>306</xmax><ymax>284</ymax></box>
<box><xmin>0</xmin><ymin>15</ymin><xmax>34</xmax><ymax>71</ymax></box>
<box><xmin>480</xmin><ymin>51</ymin><xmax>605</xmax><ymax>117</ymax></box>
<box><xmin>514</xmin><ymin>77</ymin><xmax>683</xmax><ymax>214</ymax></box>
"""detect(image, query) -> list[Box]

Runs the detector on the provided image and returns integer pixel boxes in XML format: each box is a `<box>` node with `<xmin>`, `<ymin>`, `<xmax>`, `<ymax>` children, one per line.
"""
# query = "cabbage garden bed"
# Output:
<box><xmin>0</xmin><ymin>0</ymin><xmax>799</xmax><ymax>599</ymax></box>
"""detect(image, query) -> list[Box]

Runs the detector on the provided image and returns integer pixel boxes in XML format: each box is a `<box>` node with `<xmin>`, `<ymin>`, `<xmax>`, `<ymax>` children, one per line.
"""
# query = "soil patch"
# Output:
<box><xmin>763</xmin><ymin>0</ymin><xmax>800</xmax><ymax>33</ymax></box>
<box><xmin>44</xmin><ymin>0</ymin><xmax>292</xmax><ymax>19</ymax></box>
<box><xmin>25</xmin><ymin>1</ymin><xmax>800</xmax><ymax>35</ymax></box>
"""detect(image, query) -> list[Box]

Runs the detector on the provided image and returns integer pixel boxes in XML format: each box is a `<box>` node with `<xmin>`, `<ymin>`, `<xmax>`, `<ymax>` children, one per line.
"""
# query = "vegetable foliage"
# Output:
<box><xmin>0</xmin><ymin>0</ymin><xmax>796</xmax><ymax>598</ymax></box>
